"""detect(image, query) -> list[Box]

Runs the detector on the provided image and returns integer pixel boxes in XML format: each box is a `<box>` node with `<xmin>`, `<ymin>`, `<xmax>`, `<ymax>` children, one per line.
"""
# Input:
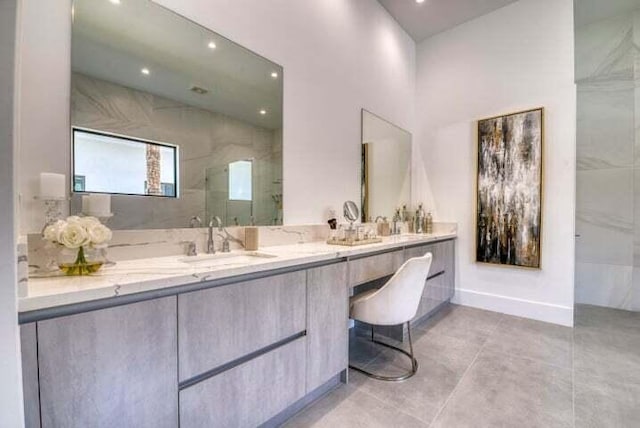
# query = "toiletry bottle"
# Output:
<box><xmin>402</xmin><ymin>204</ymin><xmax>409</xmax><ymax>222</ymax></box>
<box><xmin>392</xmin><ymin>209</ymin><xmax>401</xmax><ymax>235</ymax></box>
<box><xmin>416</xmin><ymin>204</ymin><xmax>425</xmax><ymax>234</ymax></box>
<box><xmin>425</xmin><ymin>212</ymin><xmax>433</xmax><ymax>234</ymax></box>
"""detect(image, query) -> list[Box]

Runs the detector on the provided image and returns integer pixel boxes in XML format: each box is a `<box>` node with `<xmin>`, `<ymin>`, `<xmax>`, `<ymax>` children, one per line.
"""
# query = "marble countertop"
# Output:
<box><xmin>19</xmin><ymin>231</ymin><xmax>456</xmax><ymax>313</ymax></box>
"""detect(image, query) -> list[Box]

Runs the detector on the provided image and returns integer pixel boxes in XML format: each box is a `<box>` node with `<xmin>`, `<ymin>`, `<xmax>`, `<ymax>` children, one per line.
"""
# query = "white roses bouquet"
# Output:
<box><xmin>43</xmin><ymin>216</ymin><xmax>113</xmax><ymax>249</ymax></box>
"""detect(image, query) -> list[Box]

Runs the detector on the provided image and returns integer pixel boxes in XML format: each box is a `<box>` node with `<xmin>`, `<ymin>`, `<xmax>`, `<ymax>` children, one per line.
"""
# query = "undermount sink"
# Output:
<box><xmin>179</xmin><ymin>251</ymin><xmax>278</xmax><ymax>266</ymax></box>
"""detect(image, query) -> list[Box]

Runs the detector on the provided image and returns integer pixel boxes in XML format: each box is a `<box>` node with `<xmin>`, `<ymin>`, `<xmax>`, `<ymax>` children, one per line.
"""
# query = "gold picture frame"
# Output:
<box><xmin>475</xmin><ymin>107</ymin><xmax>544</xmax><ymax>269</ymax></box>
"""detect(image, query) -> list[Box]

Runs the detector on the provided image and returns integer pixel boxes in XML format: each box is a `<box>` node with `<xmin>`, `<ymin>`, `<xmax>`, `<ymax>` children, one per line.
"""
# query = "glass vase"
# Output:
<box><xmin>57</xmin><ymin>246</ymin><xmax>105</xmax><ymax>276</ymax></box>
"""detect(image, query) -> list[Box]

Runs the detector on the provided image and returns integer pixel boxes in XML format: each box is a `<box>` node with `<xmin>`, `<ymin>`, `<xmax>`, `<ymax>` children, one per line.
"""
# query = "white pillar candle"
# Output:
<box><xmin>88</xmin><ymin>194</ymin><xmax>111</xmax><ymax>216</ymax></box>
<box><xmin>81</xmin><ymin>195</ymin><xmax>91</xmax><ymax>214</ymax></box>
<box><xmin>39</xmin><ymin>173</ymin><xmax>66</xmax><ymax>199</ymax></box>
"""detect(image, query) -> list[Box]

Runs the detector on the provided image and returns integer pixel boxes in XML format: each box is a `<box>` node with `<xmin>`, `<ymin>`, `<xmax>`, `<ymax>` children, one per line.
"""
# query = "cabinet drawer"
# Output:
<box><xmin>178</xmin><ymin>271</ymin><xmax>306</xmax><ymax>381</ymax></box>
<box><xmin>349</xmin><ymin>250</ymin><xmax>403</xmax><ymax>286</ymax></box>
<box><xmin>180</xmin><ymin>337</ymin><xmax>306</xmax><ymax>428</ymax></box>
<box><xmin>405</xmin><ymin>242</ymin><xmax>446</xmax><ymax>274</ymax></box>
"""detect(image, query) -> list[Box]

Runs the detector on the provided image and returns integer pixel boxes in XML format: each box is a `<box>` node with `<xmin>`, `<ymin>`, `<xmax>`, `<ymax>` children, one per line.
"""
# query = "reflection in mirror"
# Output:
<box><xmin>69</xmin><ymin>0</ymin><xmax>283</xmax><ymax>229</ymax></box>
<box><xmin>361</xmin><ymin>109</ymin><xmax>411</xmax><ymax>222</ymax></box>
<box><xmin>73</xmin><ymin>128</ymin><xmax>178</xmax><ymax>197</ymax></box>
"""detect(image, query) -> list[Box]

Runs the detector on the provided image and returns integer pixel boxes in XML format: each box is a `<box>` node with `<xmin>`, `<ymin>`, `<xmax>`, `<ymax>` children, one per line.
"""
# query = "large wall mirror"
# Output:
<box><xmin>361</xmin><ymin>109</ymin><xmax>411</xmax><ymax>222</ymax></box>
<box><xmin>70</xmin><ymin>0</ymin><xmax>283</xmax><ymax>229</ymax></box>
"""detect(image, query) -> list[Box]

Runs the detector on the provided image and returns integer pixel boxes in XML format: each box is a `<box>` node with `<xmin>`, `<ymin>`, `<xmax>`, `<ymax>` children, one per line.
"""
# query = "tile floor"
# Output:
<box><xmin>285</xmin><ymin>304</ymin><xmax>640</xmax><ymax>428</ymax></box>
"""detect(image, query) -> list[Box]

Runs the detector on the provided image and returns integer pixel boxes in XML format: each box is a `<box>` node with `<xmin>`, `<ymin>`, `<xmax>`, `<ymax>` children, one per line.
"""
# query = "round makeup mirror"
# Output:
<box><xmin>343</xmin><ymin>201</ymin><xmax>359</xmax><ymax>225</ymax></box>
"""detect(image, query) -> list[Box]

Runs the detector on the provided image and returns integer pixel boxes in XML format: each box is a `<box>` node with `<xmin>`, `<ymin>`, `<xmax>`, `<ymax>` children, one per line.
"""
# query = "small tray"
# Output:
<box><xmin>326</xmin><ymin>237</ymin><xmax>383</xmax><ymax>247</ymax></box>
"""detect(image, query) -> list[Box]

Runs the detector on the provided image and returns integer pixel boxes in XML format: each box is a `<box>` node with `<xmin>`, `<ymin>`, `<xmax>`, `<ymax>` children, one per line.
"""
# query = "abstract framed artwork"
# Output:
<box><xmin>475</xmin><ymin>107</ymin><xmax>543</xmax><ymax>269</ymax></box>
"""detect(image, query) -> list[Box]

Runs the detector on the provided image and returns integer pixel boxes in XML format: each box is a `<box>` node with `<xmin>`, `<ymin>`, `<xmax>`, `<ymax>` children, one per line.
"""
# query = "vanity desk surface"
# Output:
<box><xmin>20</xmin><ymin>230</ymin><xmax>456</xmax><ymax>317</ymax></box>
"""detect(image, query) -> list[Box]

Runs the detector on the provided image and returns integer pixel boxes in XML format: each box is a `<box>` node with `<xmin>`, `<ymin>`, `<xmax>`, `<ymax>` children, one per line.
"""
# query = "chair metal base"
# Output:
<box><xmin>349</xmin><ymin>321</ymin><xmax>418</xmax><ymax>382</ymax></box>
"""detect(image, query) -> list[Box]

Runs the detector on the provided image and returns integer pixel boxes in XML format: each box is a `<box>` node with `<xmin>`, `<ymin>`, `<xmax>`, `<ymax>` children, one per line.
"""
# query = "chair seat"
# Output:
<box><xmin>349</xmin><ymin>289</ymin><xmax>377</xmax><ymax>312</ymax></box>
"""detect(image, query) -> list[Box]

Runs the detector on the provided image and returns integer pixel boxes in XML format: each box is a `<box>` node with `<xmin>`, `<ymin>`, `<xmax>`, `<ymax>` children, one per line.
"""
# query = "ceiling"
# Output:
<box><xmin>72</xmin><ymin>0</ymin><xmax>283</xmax><ymax>129</ymax></box>
<box><xmin>378</xmin><ymin>0</ymin><xmax>520</xmax><ymax>42</ymax></box>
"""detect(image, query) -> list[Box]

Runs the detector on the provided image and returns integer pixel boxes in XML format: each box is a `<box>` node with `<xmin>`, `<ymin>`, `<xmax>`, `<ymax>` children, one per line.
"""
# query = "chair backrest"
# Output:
<box><xmin>352</xmin><ymin>252</ymin><xmax>432</xmax><ymax>326</ymax></box>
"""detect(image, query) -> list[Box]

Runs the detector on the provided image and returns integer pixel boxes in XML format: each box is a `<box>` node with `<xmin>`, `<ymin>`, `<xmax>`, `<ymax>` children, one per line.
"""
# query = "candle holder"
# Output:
<box><xmin>33</xmin><ymin>196</ymin><xmax>68</xmax><ymax>275</ymax></box>
<box><xmin>37</xmin><ymin>197</ymin><xmax>66</xmax><ymax>227</ymax></box>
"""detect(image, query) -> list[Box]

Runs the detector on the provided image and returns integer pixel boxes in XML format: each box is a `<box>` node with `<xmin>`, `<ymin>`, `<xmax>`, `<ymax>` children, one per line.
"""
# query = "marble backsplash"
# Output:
<box><xmin>25</xmin><ymin>222</ymin><xmax>457</xmax><ymax>273</ymax></box>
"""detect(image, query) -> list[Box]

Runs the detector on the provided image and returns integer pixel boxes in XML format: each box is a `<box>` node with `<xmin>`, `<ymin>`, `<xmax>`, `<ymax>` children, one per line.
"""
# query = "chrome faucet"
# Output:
<box><xmin>213</xmin><ymin>216</ymin><xmax>244</xmax><ymax>252</ymax></box>
<box><xmin>206</xmin><ymin>217</ymin><xmax>217</xmax><ymax>254</ymax></box>
<box><xmin>189</xmin><ymin>216</ymin><xmax>202</xmax><ymax>228</ymax></box>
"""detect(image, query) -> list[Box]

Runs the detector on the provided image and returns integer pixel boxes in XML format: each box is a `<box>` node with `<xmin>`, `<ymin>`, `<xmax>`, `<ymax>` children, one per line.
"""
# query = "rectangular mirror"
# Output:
<box><xmin>361</xmin><ymin>109</ymin><xmax>412</xmax><ymax>222</ymax></box>
<box><xmin>73</xmin><ymin>128</ymin><xmax>178</xmax><ymax>197</ymax></box>
<box><xmin>70</xmin><ymin>0</ymin><xmax>283</xmax><ymax>229</ymax></box>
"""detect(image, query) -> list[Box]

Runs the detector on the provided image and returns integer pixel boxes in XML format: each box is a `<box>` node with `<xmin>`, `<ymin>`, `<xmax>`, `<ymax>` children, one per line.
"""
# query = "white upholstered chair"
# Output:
<box><xmin>349</xmin><ymin>252</ymin><xmax>432</xmax><ymax>381</ymax></box>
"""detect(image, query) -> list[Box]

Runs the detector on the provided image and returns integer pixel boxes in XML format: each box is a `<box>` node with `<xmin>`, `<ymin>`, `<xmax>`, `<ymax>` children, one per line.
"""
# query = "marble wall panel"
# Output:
<box><xmin>575</xmin><ymin>262</ymin><xmax>633</xmax><ymax>308</ymax></box>
<box><xmin>576</xmin><ymin>169</ymin><xmax>634</xmax><ymax>266</ymax></box>
<box><xmin>576</xmin><ymin>9</ymin><xmax>640</xmax><ymax>311</ymax></box>
<box><xmin>577</xmin><ymin>87</ymin><xmax>634</xmax><ymax>170</ymax></box>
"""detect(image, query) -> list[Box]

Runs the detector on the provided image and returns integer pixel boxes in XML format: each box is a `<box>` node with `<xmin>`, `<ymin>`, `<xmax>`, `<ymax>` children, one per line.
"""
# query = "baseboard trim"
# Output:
<box><xmin>452</xmin><ymin>288</ymin><xmax>574</xmax><ymax>327</ymax></box>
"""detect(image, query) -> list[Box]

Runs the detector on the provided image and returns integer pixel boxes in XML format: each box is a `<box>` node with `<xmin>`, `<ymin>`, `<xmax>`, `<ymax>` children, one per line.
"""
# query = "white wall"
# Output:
<box><xmin>17</xmin><ymin>0</ymin><xmax>71</xmax><ymax>234</ymax></box>
<box><xmin>17</xmin><ymin>0</ymin><xmax>416</xmax><ymax>232</ymax></box>
<box><xmin>415</xmin><ymin>0</ymin><xmax>576</xmax><ymax>326</ymax></box>
<box><xmin>0</xmin><ymin>0</ymin><xmax>25</xmax><ymax>425</ymax></box>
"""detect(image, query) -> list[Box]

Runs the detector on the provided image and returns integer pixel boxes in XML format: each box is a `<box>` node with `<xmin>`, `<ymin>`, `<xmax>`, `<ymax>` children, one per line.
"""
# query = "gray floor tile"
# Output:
<box><xmin>431</xmin><ymin>350</ymin><xmax>573</xmax><ymax>428</ymax></box>
<box><xmin>288</xmin><ymin>304</ymin><xmax>640</xmax><ymax>428</ymax></box>
<box><xmin>348</xmin><ymin>342</ymin><xmax>465</xmax><ymax>425</ymax></box>
<box><xmin>483</xmin><ymin>316</ymin><xmax>574</xmax><ymax>368</ymax></box>
<box><xmin>575</xmin><ymin>372</ymin><xmax>640</xmax><ymax>428</ymax></box>
<box><xmin>574</xmin><ymin>327</ymin><xmax>640</xmax><ymax>385</ymax></box>
<box><xmin>575</xmin><ymin>304</ymin><xmax>640</xmax><ymax>337</ymax></box>
<box><xmin>417</xmin><ymin>304</ymin><xmax>503</xmax><ymax>345</ymax></box>
<box><xmin>284</xmin><ymin>383</ymin><xmax>428</xmax><ymax>428</ymax></box>
<box><xmin>349</xmin><ymin>332</ymin><xmax>383</xmax><ymax>368</ymax></box>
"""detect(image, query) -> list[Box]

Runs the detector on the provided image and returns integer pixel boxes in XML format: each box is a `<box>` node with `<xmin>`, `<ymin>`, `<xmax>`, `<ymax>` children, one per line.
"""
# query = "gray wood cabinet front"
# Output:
<box><xmin>180</xmin><ymin>337</ymin><xmax>307</xmax><ymax>428</ymax></box>
<box><xmin>178</xmin><ymin>271</ymin><xmax>306</xmax><ymax>381</ymax></box>
<box><xmin>349</xmin><ymin>250</ymin><xmax>404</xmax><ymax>287</ymax></box>
<box><xmin>20</xmin><ymin>323</ymin><xmax>40</xmax><ymax>428</ymax></box>
<box><xmin>306</xmin><ymin>262</ymin><xmax>348</xmax><ymax>392</ymax></box>
<box><xmin>37</xmin><ymin>297</ymin><xmax>178</xmax><ymax>428</ymax></box>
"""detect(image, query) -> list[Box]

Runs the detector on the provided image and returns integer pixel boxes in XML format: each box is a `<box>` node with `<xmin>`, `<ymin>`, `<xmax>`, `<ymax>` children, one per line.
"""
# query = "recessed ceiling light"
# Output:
<box><xmin>141</xmin><ymin>68</ymin><xmax>150</xmax><ymax>75</ymax></box>
<box><xmin>208</xmin><ymin>41</ymin><xmax>217</xmax><ymax>49</ymax></box>
<box><xmin>416</xmin><ymin>0</ymin><xmax>425</xmax><ymax>3</ymax></box>
<box><xmin>271</xmin><ymin>72</ymin><xmax>278</xmax><ymax>78</ymax></box>
<box><xmin>259</xmin><ymin>109</ymin><xmax>267</xmax><ymax>115</ymax></box>
<box><xmin>110</xmin><ymin>0</ymin><xmax>121</xmax><ymax>4</ymax></box>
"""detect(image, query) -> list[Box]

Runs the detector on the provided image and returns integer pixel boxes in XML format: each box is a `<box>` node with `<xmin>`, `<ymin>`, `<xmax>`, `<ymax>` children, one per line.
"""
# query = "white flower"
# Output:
<box><xmin>66</xmin><ymin>216</ymin><xmax>82</xmax><ymax>224</ymax></box>
<box><xmin>43</xmin><ymin>220</ymin><xmax>66</xmax><ymax>243</ymax></box>
<box><xmin>88</xmin><ymin>223</ymin><xmax>112</xmax><ymax>246</ymax></box>
<box><xmin>57</xmin><ymin>222</ymin><xmax>91</xmax><ymax>249</ymax></box>
<box><xmin>80</xmin><ymin>216</ymin><xmax>101</xmax><ymax>228</ymax></box>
